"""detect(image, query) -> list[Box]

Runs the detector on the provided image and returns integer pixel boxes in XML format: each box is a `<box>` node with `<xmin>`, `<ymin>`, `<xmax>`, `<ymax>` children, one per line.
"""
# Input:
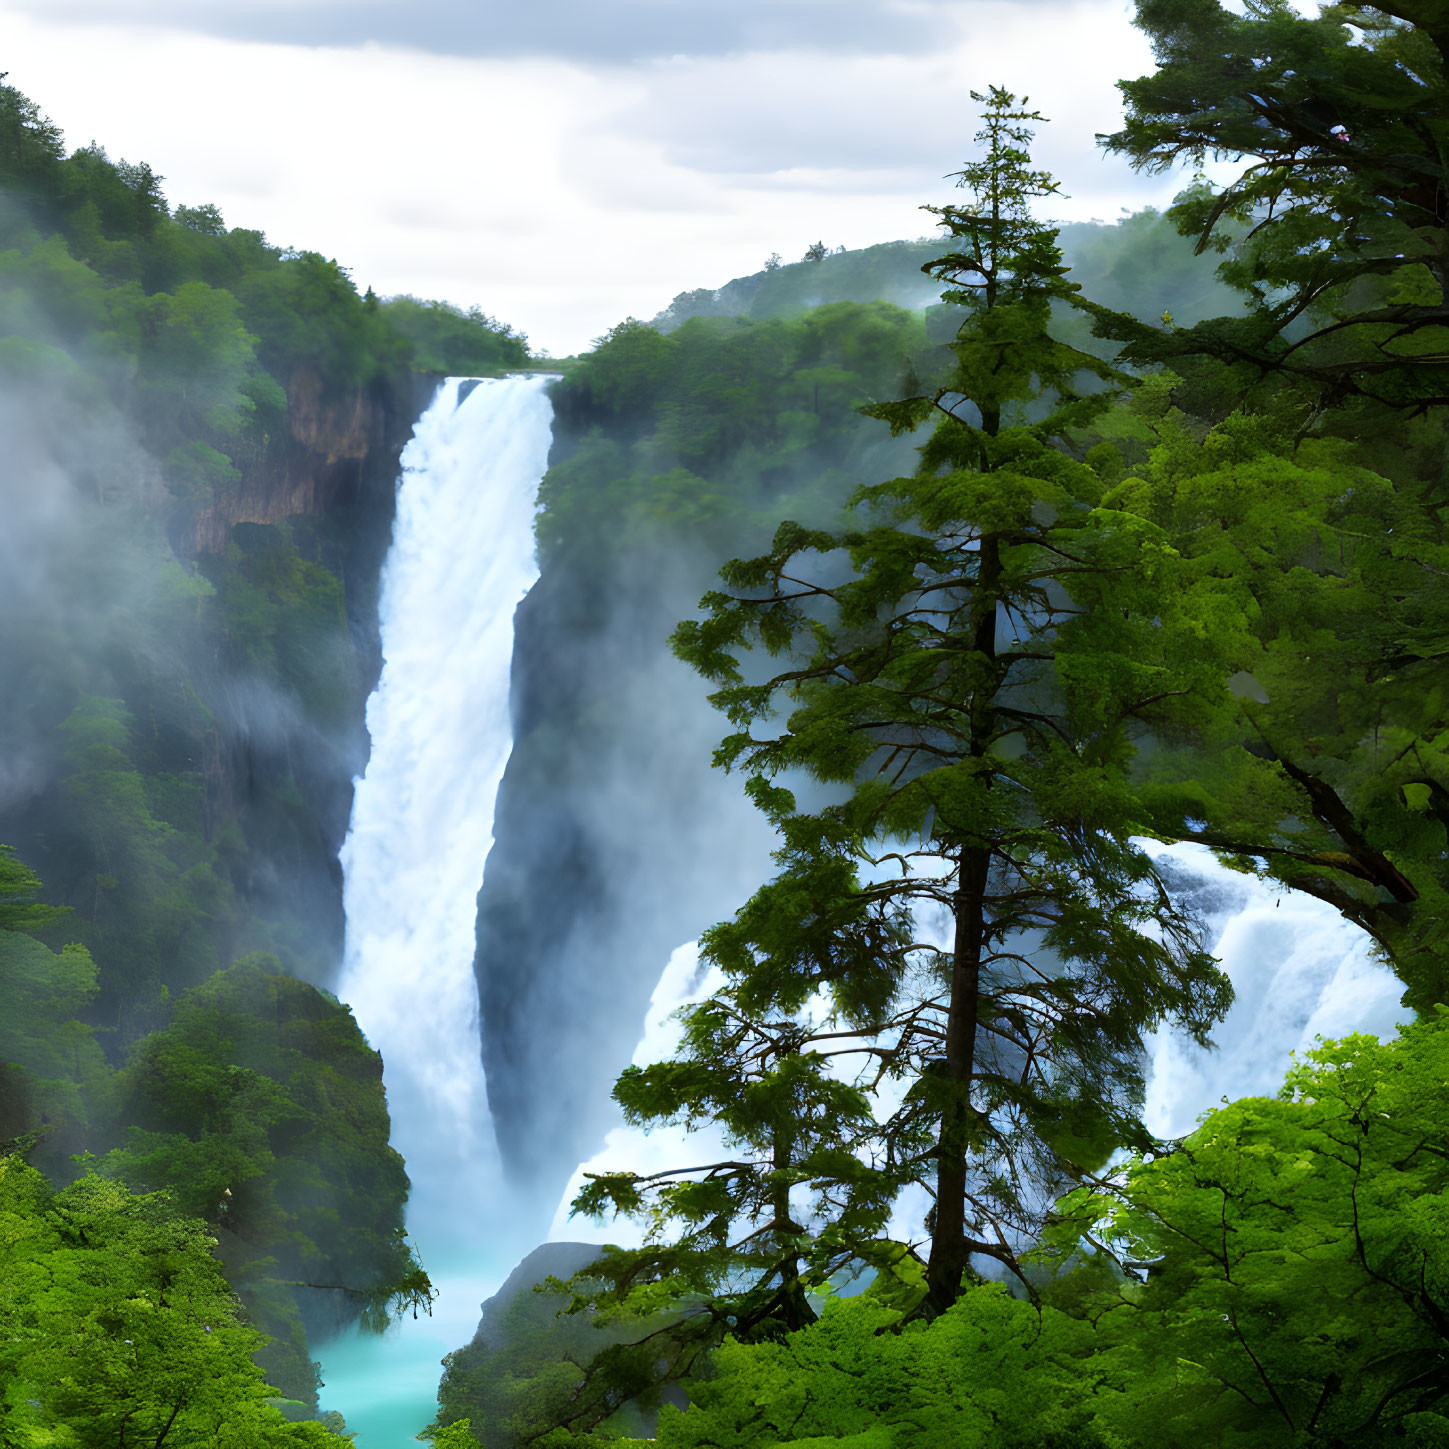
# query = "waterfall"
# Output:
<box><xmin>1143</xmin><ymin>842</ymin><xmax>1404</xmax><ymax>1136</ymax></box>
<box><xmin>319</xmin><ymin>374</ymin><xmax>556</xmax><ymax>1445</ymax></box>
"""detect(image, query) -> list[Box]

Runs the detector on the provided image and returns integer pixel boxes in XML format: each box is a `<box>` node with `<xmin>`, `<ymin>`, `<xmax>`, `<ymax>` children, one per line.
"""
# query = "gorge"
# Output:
<box><xmin>313</xmin><ymin>371</ymin><xmax>1404</xmax><ymax>1446</ymax></box>
<box><xmin>3</xmin><ymin>33</ymin><xmax>1446</xmax><ymax>1441</ymax></box>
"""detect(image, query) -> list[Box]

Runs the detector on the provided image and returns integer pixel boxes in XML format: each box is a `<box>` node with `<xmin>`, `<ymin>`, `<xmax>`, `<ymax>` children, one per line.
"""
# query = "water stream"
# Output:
<box><xmin>319</xmin><ymin>375</ymin><xmax>556</xmax><ymax>1445</ymax></box>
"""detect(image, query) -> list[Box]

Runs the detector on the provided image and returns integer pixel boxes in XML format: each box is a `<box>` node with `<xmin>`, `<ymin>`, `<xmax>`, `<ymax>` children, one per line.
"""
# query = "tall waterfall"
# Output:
<box><xmin>320</xmin><ymin>375</ymin><xmax>556</xmax><ymax>1445</ymax></box>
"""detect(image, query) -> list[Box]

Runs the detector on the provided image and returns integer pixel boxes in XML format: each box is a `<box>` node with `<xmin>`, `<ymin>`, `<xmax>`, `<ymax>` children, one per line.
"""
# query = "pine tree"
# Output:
<box><xmin>571</xmin><ymin>90</ymin><xmax>1233</xmax><ymax>1336</ymax></box>
<box><xmin>1092</xmin><ymin>0</ymin><xmax>1449</xmax><ymax>1005</ymax></box>
<box><xmin>1102</xmin><ymin>0</ymin><xmax>1449</xmax><ymax>419</ymax></box>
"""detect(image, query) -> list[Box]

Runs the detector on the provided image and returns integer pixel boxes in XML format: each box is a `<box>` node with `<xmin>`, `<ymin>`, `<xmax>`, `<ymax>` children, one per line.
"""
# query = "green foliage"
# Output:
<box><xmin>1104</xmin><ymin>0</ymin><xmax>1449</xmax><ymax>418</ymax></box>
<box><xmin>423</xmin><ymin>1421</ymin><xmax>483</xmax><ymax>1449</ymax></box>
<box><xmin>543</xmin><ymin>303</ymin><xmax>929</xmax><ymax>562</ymax></box>
<box><xmin>435</xmin><ymin>1262</ymin><xmax>685</xmax><ymax>1449</ymax></box>
<box><xmin>1041</xmin><ymin>2</ymin><xmax>1449</xmax><ymax>1011</ymax></box>
<box><xmin>652</xmin><ymin>204</ymin><xmax>1239</xmax><ymax>350</ymax></box>
<box><xmin>236</xmin><ymin>251</ymin><xmax>410</xmax><ymax>385</ymax></box>
<box><xmin>1090</xmin><ymin>378</ymin><xmax>1449</xmax><ymax>1007</ymax></box>
<box><xmin>0</xmin><ymin>71</ymin><xmax>525</xmax><ymax>477</ymax></box>
<box><xmin>0</xmin><ymin>1153</ymin><xmax>353</xmax><ymax>1447</ymax></box>
<box><xmin>101</xmin><ymin>956</ymin><xmax>429</xmax><ymax>1403</ymax></box>
<box><xmin>0</xmin><ymin>845</ymin><xmax>109</xmax><ymax>1172</ymax></box>
<box><xmin>382</xmin><ymin>294</ymin><xmax>529</xmax><ymax>375</ymax></box>
<box><xmin>613</xmin><ymin>1290</ymin><xmax>1107</xmax><ymax>1449</ymax></box>
<box><xmin>0</xmin><ymin>842</ymin><xmax>71</xmax><ymax>934</ymax></box>
<box><xmin>1040</xmin><ymin>1015</ymin><xmax>1449</xmax><ymax>1446</ymax></box>
<box><xmin>0</xmin><ymin>840</ymin><xmax>425</xmax><ymax>1413</ymax></box>
<box><xmin>46</xmin><ymin>693</ymin><xmax>230</xmax><ymax>1024</ymax></box>
<box><xmin>562</xmin><ymin>1023</ymin><xmax>1449</xmax><ymax>1448</ymax></box>
<box><xmin>209</xmin><ymin>522</ymin><xmax>357</xmax><ymax>730</ymax></box>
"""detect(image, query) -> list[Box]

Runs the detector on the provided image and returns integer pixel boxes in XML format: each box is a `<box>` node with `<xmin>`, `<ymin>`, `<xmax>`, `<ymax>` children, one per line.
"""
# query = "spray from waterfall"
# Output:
<box><xmin>321</xmin><ymin>374</ymin><xmax>556</xmax><ymax>1444</ymax></box>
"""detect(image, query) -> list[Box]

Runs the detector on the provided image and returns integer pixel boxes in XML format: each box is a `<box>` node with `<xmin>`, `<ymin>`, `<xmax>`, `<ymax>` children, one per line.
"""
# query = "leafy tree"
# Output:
<box><xmin>424</xmin><ymin>1422</ymin><xmax>483</xmax><ymax>1449</ymax></box>
<box><xmin>1042</xmin><ymin>1015</ymin><xmax>1449</xmax><ymax>1446</ymax></box>
<box><xmin>0</xmin><ymin>847</ymin><xmax>108</xmax><ymax>1170</ymax></box>
<box><xmin>381</xmin><ymin>294</ymin><xmax>529</xmax><ymax>375</ymax></box>
<box><xmin>570</xmin><ymin>87</ymin><xmax>1231</xmax><ymax>1350</ymax></box>
<box><xmin>1090</xmin><ymin>376</ymin><xmax>1449</xmax><ymax>1008</ymax></box>
<box><xmin>139</xmin><ymin>279</ymin><xmax>261</xmax><ymax>444</ymax></box>
<box><xmin>174</xmin><ymin>202</ymin><xmax>226</xmax><ymax>236</ymax></box>
<box><xmin>0</xmin><ymin>842</ymin><xmax>70</xmax><ymax>934</ymax></box>
<box><xmin>102</xmin><ymin>955</ymin><xmax>432</xmax><ymax>1403</ymax></box>
<box><xmin>0</xmin><ymin>1154</ymin><xmax>352</xmax><ymax>1447</ymax></box>
<box><xmin>0</xmin><ymin>75</ymin><xmax>64</xmax><ymax>177</ymax></box>
<box><xmin>1103</xmin><ymin>0</ymin><xmax>1449</xmax><ymax>419</ymax></box>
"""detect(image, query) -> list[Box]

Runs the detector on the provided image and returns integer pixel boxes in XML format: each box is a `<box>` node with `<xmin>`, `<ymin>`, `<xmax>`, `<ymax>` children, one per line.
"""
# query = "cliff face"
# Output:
<box><xmin>189</xmin><ymin>368</ymin><xmax>442</xmax><ymax>990</ymax></box>
<box><xmin>193</xmin><ymin>366</ymin><xmax>438</xmax><ymax>555</ymax></box>
<box><xmin>475</xmin><ymin>543</ymin><xmax>775</xmax><ymax>1191</ymax></box>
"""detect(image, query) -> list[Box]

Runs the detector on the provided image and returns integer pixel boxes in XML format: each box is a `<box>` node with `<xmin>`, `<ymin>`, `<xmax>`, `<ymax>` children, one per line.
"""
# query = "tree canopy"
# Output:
<box><xmin>0</xmin><ymin>1154</ymin><xmax>355</xmax><ymax>1448</ymax></box>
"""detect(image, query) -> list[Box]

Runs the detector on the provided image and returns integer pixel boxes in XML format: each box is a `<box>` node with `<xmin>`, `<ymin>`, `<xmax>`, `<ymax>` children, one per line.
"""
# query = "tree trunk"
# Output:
<box><xmin>924</xmin><ymin>842</ymin><xmax>989</xmax><ymax>1316</ymax></box>
<box><xmin>924</xmin><ymin>535</ymin><xmax>1000</xmax><ymax>1316</ymax></box>
<box><xmin>770</xmin><ymin>1125</ymin><xmax>813</xmax><ymax>1329</ymax></box>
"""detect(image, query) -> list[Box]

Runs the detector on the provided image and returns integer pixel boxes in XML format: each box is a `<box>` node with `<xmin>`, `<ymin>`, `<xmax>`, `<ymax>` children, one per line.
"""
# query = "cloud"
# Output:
<box><xmin>611</xmin><ymin>4</ymin><xmax>1158</xmax><ymax>197</ymax></box>
<box><xmin>0</xmin><ymin>0</ymin><xmax>1197</xmax><ymax>355</ymax></box>
<box><xmin>3</xmin><ymin>0</ymin><xmax>987</xmax><ymax>63</ymax></box>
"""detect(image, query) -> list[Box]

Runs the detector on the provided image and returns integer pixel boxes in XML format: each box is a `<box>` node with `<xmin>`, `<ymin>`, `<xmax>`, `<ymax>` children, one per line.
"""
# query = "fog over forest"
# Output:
<box><xmin>2</xmin><ymin>3</ymin><xmax>1448</xmax><ymax>1447</ymax></box>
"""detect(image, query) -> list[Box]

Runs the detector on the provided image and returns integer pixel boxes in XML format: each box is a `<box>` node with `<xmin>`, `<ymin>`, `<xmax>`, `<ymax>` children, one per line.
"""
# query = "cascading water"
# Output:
<box><xmin>1143</xmin><ymin>842</ymin><xmax>1404</xmax><ymax>1134</ymax></box>
<box><xmin>319</xmin><ymin>374</ymin><xmax>557</xmax><ymax>1445</ymax></box>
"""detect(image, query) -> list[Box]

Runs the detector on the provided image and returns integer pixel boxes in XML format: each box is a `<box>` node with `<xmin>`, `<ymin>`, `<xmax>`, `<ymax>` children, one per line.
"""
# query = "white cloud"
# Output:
<box><xmin>1</xmin><ymin>0</ymin><xmax>977</xmax><ymax>63</ymax></box>
<box><xmin>0</xmin><ymin>0</ymin><xmax>1199</xmax><ymax>354</ymax></box>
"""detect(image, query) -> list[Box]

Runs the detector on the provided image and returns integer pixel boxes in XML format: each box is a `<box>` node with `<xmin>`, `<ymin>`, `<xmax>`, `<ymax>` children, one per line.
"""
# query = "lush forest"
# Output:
<box><xmin>6</xmin><ymin>0</ymin><xmax>1449</xmax><ymax>1444</ymax></box>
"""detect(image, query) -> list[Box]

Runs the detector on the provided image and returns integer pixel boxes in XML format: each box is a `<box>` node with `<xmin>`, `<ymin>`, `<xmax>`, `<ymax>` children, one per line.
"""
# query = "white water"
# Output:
<box><xmin>1142</xmin><ymin>842</ymin><xmax>1404</xmax><ymax>1135</ymax></box>
<box><xmin>320</xmin><ymin>376</ymin><xmax>556</xmax><ymax>1446</ymax></box>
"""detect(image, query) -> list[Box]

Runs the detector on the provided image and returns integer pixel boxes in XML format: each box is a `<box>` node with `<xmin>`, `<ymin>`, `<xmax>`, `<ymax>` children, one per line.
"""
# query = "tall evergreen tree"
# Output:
<box><xmin>1102</xmin><ymin>0</ymin><xmax>1449</xmax><ymax>420</ymax></box>
<box><xmin>571</xmin><ymin>90</ymin><xmax>1232</xmax><ymax>1334</ymax></box>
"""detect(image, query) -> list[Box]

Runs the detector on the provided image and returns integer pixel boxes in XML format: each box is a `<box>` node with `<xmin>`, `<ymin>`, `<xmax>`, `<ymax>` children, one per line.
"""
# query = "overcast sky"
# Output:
<box><xmin>0</xmin><ymin>0</ymin><xmax>1212</xmax><ymax>355</ymax></box>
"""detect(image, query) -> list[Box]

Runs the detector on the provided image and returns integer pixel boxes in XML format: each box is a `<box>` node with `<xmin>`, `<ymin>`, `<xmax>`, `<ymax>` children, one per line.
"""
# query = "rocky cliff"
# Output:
<box><xmin>194</xmin><ymin>366</ymin><xmax>438</xmax><ymax>556</ymax></box>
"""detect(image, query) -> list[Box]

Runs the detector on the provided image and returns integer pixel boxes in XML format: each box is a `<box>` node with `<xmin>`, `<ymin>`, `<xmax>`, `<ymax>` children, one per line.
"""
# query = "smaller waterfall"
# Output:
<box><xmin>1143</xmin><ymin>843</ymin><xmax>1404</xmax><ymax>1136</ymax></box>
<box><xmin>321</xmin><ymin>375</ymin><xmax>556</xmax><ymax>1444</ymax></box>
<box><xmin>555</xmin><ymin>847</ymin><xmax>1406</xmax><ymax>1255</ymax></box>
